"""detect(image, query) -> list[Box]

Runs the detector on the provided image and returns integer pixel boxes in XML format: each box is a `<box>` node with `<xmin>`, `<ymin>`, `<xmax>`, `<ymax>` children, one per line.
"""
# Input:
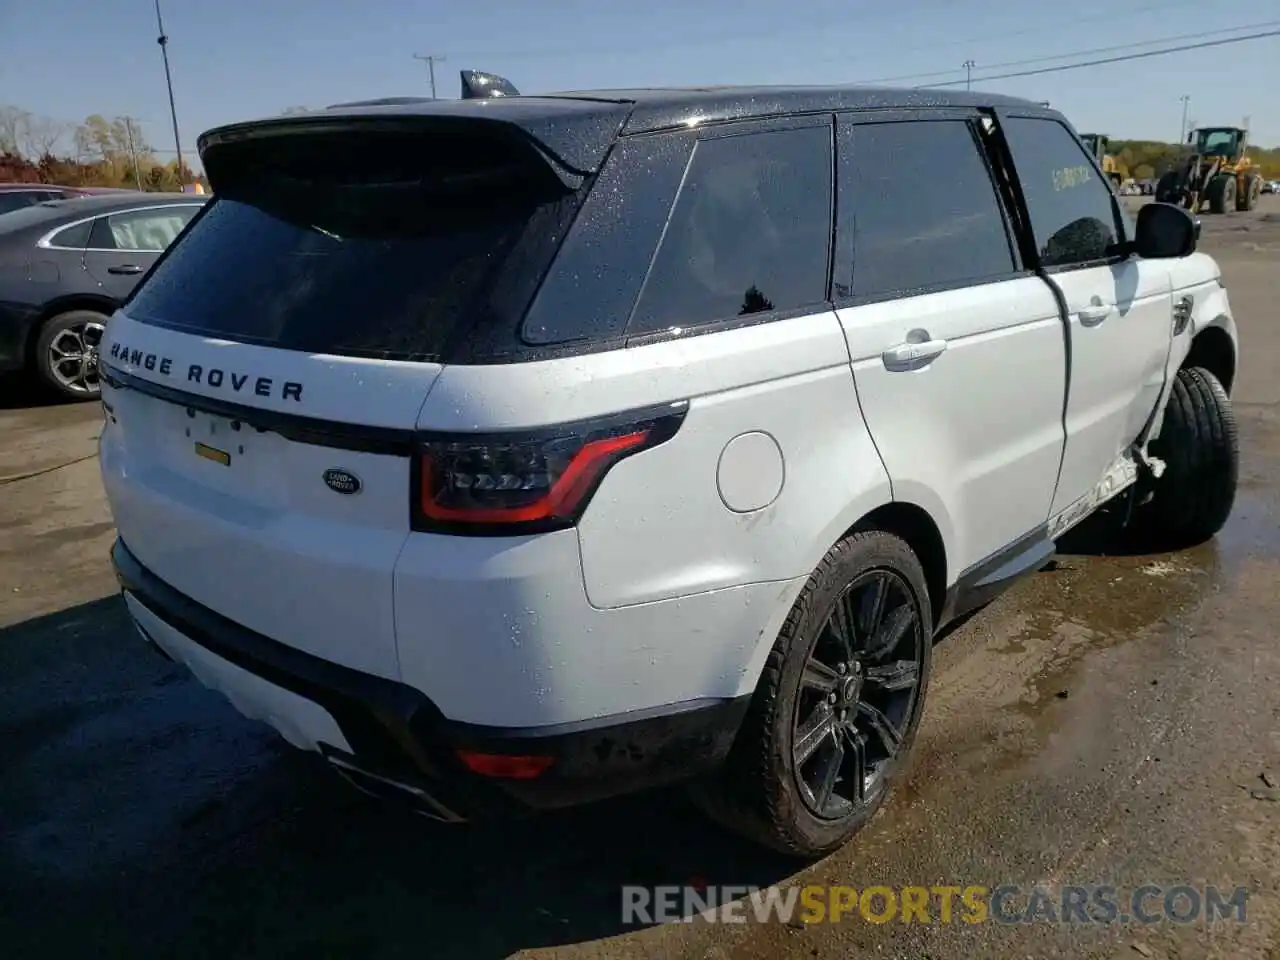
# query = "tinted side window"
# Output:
<box><xmin>521</xmin><ymin>132</ymin><xmax>694</xmax><ymax>346</ymax></box>
<box><xmin>628</xmin><ymin>124</ymin><xmax>832</xmax><ymax>336</ymax></box>
<box><xmin>0</xmin><ymin>192</ymin><xmax>42</xmax><ymax>215</ymax></box>
<box><xmin>49</xmin><ymin>219</ymin><xmax>93</xmax><ymax>249</ymax></box>
<box><xmin>841</xmin><ymin>119</ymin><xmax>1016</xmax><ymax>299</ymax></box>
<box><xmin>1002</xmin><ymin>117</ymin><xmax>1123</xmax><ymax>268</ymax></box>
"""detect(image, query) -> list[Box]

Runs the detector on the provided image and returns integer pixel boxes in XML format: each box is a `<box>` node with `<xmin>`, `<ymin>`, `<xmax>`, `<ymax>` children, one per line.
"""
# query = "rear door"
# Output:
<box><xmin>83</xmin><ymin>203</ymin><xmax>201</xmax><ymax>299</ymax></box>
<box><xmin>833</xmin><ymin>111</ymin><xmax>1068</xmax><ymax>578</ymax></box>
<box><xmin>996</xmin><ymin>112</ymin><xmax>1173</xmax><ymax>519</ymax></box>
<box><xmin>98</xmin><ymin>121</ymin><xmax>594</xmax><ymax>680</ymax></box>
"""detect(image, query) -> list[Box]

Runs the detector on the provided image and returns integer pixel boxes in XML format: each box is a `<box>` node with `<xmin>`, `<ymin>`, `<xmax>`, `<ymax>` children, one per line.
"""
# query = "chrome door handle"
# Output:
<box><xmin>882</xmin><ymin>335</ymin><xmax>948</xmax><ymax>371</ymax></box>
<box><xmin>1077</xmin><ymin>305</ymin><xmax>1111</xmax><ymax>326</ymax></box>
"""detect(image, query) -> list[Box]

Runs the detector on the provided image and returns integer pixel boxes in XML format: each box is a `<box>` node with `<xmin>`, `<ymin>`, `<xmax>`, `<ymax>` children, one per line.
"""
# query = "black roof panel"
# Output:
<box><xmin>539</xmin><ymin>85</ymin><xmax>1042</xmax><ymax>133</ymax></box>
<box><xmin>198</xmin><ymin>84</ymin><xmax>1051</xmax><ymax>177</ymax></box>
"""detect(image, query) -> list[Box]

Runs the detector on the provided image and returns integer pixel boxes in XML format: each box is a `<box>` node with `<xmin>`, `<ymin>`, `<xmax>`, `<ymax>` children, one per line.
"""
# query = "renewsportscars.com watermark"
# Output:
<box><xmin>622</xmin><ymin>884</ymin><xmax>1249</xmax><ymax>926</ymax></box>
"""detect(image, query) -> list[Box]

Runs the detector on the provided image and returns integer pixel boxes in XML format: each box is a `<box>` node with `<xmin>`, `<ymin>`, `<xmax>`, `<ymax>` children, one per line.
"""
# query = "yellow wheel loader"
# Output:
<box><xmin>1079</xmin><ymin>134</ymin><xmax>1128</xmax><ymax>191</ymax></box>
<box><xmin>1154</xmin><ymin>126</ymin><xmax>1264</xmax><ymax>214</ymax></box>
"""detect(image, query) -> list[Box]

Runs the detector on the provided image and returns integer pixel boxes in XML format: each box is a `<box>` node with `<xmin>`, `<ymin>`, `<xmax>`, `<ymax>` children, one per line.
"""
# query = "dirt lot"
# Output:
<box><xmin>2</xmin><ymin>198</ymin><xmax>1279</xmax><ymax>960</ymax></box>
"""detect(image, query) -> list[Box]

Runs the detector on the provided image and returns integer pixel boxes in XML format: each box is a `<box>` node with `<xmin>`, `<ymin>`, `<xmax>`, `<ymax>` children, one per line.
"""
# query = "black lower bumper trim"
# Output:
<box><xmin>110</xmin><ymin>538</ymin><xmax>749</xmax><ymax>815</ymax></box>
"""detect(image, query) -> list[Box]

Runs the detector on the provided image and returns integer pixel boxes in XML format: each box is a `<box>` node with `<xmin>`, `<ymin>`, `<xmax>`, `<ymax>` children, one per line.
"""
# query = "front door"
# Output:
<box><xmin>997</xmin><ymin>113</ymin><xmax>1174</xmax><ymax>519</ymax></box>
<box><xmin>83</xmin><ymin>203</ymin><xmax>201</xmax><ymax>300</ymax></box>
<box><xmin>833</xmin><ymin>112</ymin><xmax>1068</xmax><ymax>579</ymax></box>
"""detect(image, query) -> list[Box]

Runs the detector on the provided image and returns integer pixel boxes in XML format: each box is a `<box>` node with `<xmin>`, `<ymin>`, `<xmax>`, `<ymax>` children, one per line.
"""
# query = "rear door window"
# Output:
<box><xmin>89</xmin><ymin>205</ymin><xmax>199</xmax><ymax>251</ymax></box>
<box><xmin>1001</xmin><ymin>117</ymin><xmax>1125</xmax><ymax>268</ymax></box>
<box><xmin>837</xmin><ymin>118</ymin><xmax>1017</xmax><ymax>300</ymax></box>
<box><xmin>627</xmin><ymin>123</ymin><xmax>833</xmax><ymax>337</ymax></box>
<box><xmin>126</xmin><ymin>143</ymin><xmax>579</xmax><ymax>363</ymax></box>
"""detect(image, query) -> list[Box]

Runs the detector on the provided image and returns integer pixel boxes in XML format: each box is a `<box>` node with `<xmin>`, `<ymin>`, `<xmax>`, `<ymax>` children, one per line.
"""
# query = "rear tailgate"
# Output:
<box><xmin>99</xmin><ymin>111</ymin><xmax>612</xmax><ymax>680</ymax></box>
<box><xmin>100</xmin><ymin>320</ymin><xmax>434</xmax><ymax>680</ymax></box>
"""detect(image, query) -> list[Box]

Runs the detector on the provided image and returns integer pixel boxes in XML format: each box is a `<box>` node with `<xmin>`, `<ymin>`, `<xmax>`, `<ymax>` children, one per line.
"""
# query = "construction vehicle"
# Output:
<box><xmin>1079</xmin><ymin>133</ymin><xmax>1128</xmax><ymax>190</ymax></box>
<box><xmin>1154</xmin><ymin>126</ymin><xmax>1264</xmax><ymax>214</ymax></box>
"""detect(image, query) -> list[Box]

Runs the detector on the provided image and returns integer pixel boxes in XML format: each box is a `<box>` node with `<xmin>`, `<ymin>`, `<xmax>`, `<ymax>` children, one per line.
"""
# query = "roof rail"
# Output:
<box><xmin>460</xmin><ymin>70</ymin><xmax>520</xmax><ymax>99</ymax></box>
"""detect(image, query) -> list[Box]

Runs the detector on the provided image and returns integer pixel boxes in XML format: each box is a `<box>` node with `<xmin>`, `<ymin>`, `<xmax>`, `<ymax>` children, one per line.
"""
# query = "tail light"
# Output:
<box><xmin>411</xmin><ymin>402</ymin><xmax>687</xmax><ymax>535</ymax></box>
<box><xmin>456</xmin><ymin>750</ymin><xmax>553</xmax><ymax>779</ymax></box>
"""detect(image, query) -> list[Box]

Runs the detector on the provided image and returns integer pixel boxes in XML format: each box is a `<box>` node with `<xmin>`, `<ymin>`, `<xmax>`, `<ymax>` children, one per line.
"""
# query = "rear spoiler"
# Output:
<box><xmin>460</xmin><ymin>70</ymin><xmax>520</xmax><ymax>99</ymax></box>
<box><xmin>321</xmin><ymin>70</ymin><xmax>520</xmax><ymax>110</ymax></box>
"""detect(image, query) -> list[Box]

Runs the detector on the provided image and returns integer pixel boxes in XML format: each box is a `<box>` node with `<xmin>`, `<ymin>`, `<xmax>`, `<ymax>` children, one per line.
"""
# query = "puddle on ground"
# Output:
<box><xmin>914</xmin><ymin>485</ymin><xmax>1280</xmax><ymax>788</ymax></box>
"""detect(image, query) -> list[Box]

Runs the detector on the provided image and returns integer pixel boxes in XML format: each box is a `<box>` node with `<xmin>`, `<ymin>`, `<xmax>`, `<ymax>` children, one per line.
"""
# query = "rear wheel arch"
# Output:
<box><xmin>1183</xmin><ymin>322</ymin><xmax>1235</xmax><ymax>395</ymax></box>
<box><xmin>26</xmin><ymin>294</ymin><xmax>118</xmax><ymax>364</ymax></box>
<box><xmin>848</xmin><ymin>502</ymin><xmax>948</xmax><ymax>632</ymax></box>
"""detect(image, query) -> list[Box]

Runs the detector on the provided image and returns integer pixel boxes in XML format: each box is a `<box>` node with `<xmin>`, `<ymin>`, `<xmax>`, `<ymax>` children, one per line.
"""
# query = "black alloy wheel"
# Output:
<box><xmin>693</xmin><ymin>531</ymin><xmax>932</xmax><ymax>858</ymax></box>
<box><xmin>792</xmin><ymin>568</ymin><xmax>924</xmax><ymax>820</ymax></box>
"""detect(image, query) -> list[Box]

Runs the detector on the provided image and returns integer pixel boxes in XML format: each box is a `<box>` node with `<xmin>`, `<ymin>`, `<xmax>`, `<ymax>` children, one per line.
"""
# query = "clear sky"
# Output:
<box><xmin>1</xmin><ymin>0</ymin><xmax>1277</xmax><ymax>169</ymax></box>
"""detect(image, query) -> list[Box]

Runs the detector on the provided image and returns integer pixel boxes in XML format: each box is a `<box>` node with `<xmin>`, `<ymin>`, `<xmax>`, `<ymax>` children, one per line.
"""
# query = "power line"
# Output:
<box><xmin>855</xmin><ymin>20</ymin><xmax>1280</xmax><ymax>86</ymax></box>
<box><xmin>445</xmin><ymin>0</ymin><xmax>1204</xmax><ymax>64</ymax></box>
<box><xmin>806</xmin><ymin>0</ymin><xmax>1204</xmax><ymax>67</ymax></box>
<box><xmin>918</xmin><ymin>29</ymin><xmax>1280</xmax><ymax>88</ymax></box>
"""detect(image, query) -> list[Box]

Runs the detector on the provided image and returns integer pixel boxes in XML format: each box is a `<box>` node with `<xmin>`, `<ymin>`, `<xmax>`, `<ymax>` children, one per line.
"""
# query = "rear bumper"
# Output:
<box><xmin>111</xmin><ymin>537</ymin><xmax>750</xmax><ymax>817</ymax></box>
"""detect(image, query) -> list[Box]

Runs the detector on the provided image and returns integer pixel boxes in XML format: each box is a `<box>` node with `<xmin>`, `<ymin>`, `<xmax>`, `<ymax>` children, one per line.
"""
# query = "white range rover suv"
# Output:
<box><xmin>98</xmin><ymin>75</ymin><xmax>1239</xmax><ymax>858</ymax></box>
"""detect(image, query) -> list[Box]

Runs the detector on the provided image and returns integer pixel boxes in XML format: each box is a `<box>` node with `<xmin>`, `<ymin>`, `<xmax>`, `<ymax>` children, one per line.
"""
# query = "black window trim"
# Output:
<box><xmin>993</xmin><ymin>108</ymin><xmax>1133</xmax><ymax>276</ymax></box>
<box><xmin>621</xmin><ymin>113</ymin><xmax>838</xmax><ymax>350</ymax></box>
<box><xmin>830</xmin><ymin>108</ymin><xmax>1032</xmax><ymax>311</ymax></box>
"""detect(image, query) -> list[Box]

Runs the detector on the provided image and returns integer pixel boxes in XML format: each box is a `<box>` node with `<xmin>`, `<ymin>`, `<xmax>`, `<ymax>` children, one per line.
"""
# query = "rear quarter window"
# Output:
<box><xmin>627</xmin><ymin>124</ymin><xmax>833</xmax><ymax>338</ymax></box>
<box><xmin>49</xmin><ymin>219</ymin><xmax>93</xmax><ymax>249</ymax></box>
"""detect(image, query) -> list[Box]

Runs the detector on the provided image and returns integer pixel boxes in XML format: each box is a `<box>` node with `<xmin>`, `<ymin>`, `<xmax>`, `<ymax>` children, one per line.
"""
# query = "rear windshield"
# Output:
<box><xmin>125</xmin><ymin>127</ymin><xmax>580</xmax><ymax>362</ymax></box>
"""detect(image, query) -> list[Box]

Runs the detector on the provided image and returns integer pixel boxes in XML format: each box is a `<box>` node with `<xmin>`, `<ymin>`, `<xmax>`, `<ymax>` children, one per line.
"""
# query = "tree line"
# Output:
<box><xmin>2</xmin><ymin>103</ymin><xmax>1278</xmax><ymax>190</ymax></box>
<box><xmin>1089</xmin><ymin>137</ymin><xmax>1279</xmax><ymax>180</ymax></box>
<box><xmin>0</xmin><ymin>106</ymin><xmax>204</xmax><ymax>192</ymax></box>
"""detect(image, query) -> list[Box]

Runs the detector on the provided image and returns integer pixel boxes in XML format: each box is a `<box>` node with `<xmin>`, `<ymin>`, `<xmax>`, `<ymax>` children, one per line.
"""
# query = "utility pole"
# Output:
<box><xmin>154</xmin><ymin>0</ymin><xmax>185</xmax><ymax>188</ymax></box>
<box><xmin>1178</xmin><ymin>94</ymin><xmax>1191</xmax><ymax>142</ymax></box>
<box><xmin>413</xmin><ymin>53</ymin><xmax>446</xmax><ymax>98</ymax></box>
<box><xmin>124</xmin><ymin>118</ymin><xmax>143</xmax><ymax>192</ymax></box>
<box><xmin>963</xmin><ymin>60</ymin><xmax>976</xmax><ymax>91</ymax></box>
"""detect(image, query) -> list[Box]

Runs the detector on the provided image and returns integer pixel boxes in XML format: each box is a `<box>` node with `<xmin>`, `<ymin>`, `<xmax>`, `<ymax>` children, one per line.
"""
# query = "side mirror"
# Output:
<box><xmin>1134</xmin><ymin>202</ymin><xmax>1197</xmax><ymax>259</ymax></box>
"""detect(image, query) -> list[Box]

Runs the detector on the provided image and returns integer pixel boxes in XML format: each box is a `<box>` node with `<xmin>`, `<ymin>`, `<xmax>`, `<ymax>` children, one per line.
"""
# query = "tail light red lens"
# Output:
<box><xmin>412</xmin><ymin>403</ymin><xmax>687</xmax><ymax>534</ymax></box>
<box><xmin>455</xmin><ymin>750</ymin><xmax>554</xmax><ymax>779</ymax></box>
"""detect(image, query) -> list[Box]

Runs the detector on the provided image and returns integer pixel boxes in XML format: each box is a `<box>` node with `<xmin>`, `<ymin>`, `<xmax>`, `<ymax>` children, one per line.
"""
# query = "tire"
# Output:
<box><xmin>1155</xmin><ymin>172</ymin><xmax>1180</xmax><ymax>204</ymax></box>
<box><xmin>1239</xmin><ymin>175</ymin><xmax>1261</xmax><ymax>212</ymax></box>
<box><xmin>34</xmin><ymin>309</ymin><xmax>107</xmax><ymax>401</ymax></box>
<box><xmin>1145</xmin><ymin>366</ymin><xmax>1238</xmax><ymax>546</ymax></box>
<box><xmin>1206</xmin><ymin>174</ymin><xmax>1234</xmax><ymax>214</ymax></box>
<box><xmin>693</xmin><ymin>531</ymin><xmax>932</xmax><ymax>858</ymax></box>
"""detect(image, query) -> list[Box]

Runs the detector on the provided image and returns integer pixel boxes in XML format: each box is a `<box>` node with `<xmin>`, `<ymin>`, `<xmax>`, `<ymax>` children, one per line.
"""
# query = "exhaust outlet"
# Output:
<box><xmin>324</xmin><ymin>752</ymin><xmax>466</xmax><ymax>824</ymax></box>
